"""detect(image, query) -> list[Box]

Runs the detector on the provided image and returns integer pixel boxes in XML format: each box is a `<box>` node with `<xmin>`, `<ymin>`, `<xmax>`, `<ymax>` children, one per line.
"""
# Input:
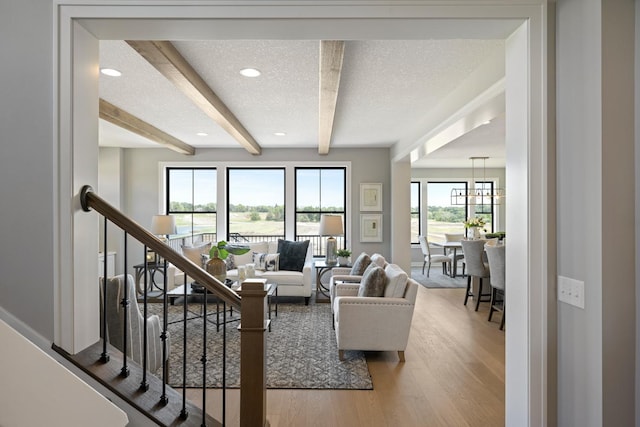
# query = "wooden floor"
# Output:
<box><xmin>183</xmin><ymin>286</ymin><xmax>505</xmax><ymax>427</ymax></box>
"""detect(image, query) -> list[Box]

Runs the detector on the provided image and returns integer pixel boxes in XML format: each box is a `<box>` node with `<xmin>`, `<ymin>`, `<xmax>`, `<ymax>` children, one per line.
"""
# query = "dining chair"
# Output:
<box><xmin>444</xmin><ymin>233</ymin><xmax>466</xmax><ymax>276</ymax></box>
<box><xmin>460</xmin><ymin>239</ymin><xmax>492</xmax><ymax>310</ymax></box>
<box><xmin>418</xmin><ymin>235</ymin><xmax>451</xmax><ymax>277</ymax></box>
<box><xmin>485</xmin><ymin>244</ymin><xmax>506</xmax><ymax>330</ymax></box>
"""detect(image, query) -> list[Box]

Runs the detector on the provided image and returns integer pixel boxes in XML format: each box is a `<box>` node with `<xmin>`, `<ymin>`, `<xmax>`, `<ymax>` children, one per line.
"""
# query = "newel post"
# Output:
<box><xmin>238</xmin><ymin>278</ymin><xmax>268</xmax><ymax>427</ymax></box>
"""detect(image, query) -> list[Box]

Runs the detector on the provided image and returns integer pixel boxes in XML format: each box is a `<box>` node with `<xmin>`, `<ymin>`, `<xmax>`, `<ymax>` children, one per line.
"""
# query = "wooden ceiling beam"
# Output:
<box><xmin>318</xmin><ymin>40</ymin><xmax>345</xmax><ymax>155</ymax></box>
<box><xmin>99</xmin><ymin>98</ymin><xmax>195</xmax><ymax>155</ymax></box>
<box><xmin>126</xmin><ymin>40</ymin><xmax>262</xmax><ymax>155</ymax></box>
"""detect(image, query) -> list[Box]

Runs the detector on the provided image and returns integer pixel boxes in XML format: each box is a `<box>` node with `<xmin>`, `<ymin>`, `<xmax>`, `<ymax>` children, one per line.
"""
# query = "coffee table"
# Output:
<box><xmin>167</xmin><ymin>282</ymin><xmax>278</xmax><ymax>331</ymax></box>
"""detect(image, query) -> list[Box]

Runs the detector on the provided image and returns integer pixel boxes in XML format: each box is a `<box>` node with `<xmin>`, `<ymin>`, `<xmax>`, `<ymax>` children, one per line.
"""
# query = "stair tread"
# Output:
<box><xmin>53</xmin><ymin>342</ymin><xmax>221</xmax><ymax>427</ymax></box>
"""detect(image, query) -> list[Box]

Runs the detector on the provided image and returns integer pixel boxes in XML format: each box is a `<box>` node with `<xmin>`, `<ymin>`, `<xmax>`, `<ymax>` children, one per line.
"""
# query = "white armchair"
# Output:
<box><xmin>329</xmin><ymin>253</ymin><xmax>387</xmax><ymax>309</ymax></box>
<box><xmin>332</xmin><ymin>264</ymin><xmax>418</xmax><ymax>362</ymax></box>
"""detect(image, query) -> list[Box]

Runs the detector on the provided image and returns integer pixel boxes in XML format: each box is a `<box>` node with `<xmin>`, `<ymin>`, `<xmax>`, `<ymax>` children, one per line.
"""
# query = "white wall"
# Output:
<box><xmin>0</xmin><ymin>0</ymin><xmax>55</xmax><ymax>339</ymax></box>
<box><xmin>557</xmin><ymin>0</ymin><xmax>635</xmax><ymax>425</ymax></box>
<box><xmin>0</xmin><ymin>319</ymin><xmax>128</xmax><ymax>427</ymax></box>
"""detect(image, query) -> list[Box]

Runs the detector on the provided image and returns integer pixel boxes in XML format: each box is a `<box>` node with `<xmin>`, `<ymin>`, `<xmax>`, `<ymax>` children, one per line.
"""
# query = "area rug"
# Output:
<box><xmin>411</xmin><ymin>267</ymin><xmax>466</xmax><ymax>289</ymax></box>
<box><xmin>150</xmin><ymin>300</ymin><xmax>373</xmax><ymax>390</ymax></box>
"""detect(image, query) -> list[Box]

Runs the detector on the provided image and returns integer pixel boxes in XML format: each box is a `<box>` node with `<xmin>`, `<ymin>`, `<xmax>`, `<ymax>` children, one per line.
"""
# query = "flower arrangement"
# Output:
<box><xmin>463</xmin><ymin>217</ymin><xmax>486</xmax><ymax>229</ymax></box>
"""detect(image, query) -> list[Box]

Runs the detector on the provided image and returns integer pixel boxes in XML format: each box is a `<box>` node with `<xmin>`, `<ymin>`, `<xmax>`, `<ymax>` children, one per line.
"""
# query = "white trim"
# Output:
<box><xmin>54</xmin><ymin>2</ymin><xmax>550</xmax><ymax>424</ymax></box>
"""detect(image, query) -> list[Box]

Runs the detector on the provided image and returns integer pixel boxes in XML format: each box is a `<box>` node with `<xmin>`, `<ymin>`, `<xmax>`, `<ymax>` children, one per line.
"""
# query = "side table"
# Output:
<box><xmin>314</xmin><ymin>261</ymin><xmax>350</xmax><ymax>303</ymax></box>
<box><xmin>133</xmin><ymin>262</ymin><xmax>168</xmax><ymax>298</ymax></box>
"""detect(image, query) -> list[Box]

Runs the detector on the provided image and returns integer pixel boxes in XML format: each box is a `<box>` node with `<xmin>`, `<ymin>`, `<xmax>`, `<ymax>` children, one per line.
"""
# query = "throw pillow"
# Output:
<box><xmin>350</xmin><ymin>252</ymin><xmax>372</xmax><ymax>276</ymax></box>
<box><xmin>181</xmin><ymin>242</ymin><xmax>212</xmax><ymax>267</ymax></box>
<box><xmin>277</xmin><ymin>239</ymin><xmax>310</xmax><ymax>272</ymax></box>
<box><xmin>357</xmin><ymin>266</ymin><xmax>387</xmax><ymax>297</ymax></box>
<box><xmin>383</xmin><ymin>264</ymin><xmax>408</xmax><ymax>298</ymax></box>
<box><xmin>253</xmin><ymin>252</ymin><xmax>280</xmax><ymax>271</ymax></box>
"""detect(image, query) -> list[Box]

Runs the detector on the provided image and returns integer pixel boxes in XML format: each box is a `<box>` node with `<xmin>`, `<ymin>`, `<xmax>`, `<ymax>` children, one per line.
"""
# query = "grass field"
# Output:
<box><xmin>174</xmin><ymin>212</ymin><xmax>465</xmax><ymax>243</ymax></box>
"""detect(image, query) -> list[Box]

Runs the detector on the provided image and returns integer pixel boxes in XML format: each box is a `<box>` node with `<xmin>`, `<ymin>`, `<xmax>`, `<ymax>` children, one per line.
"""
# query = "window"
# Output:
<box><xmin>410</xmin><ymin>181</ymin><xmax>421</xmax><ymax>244</ymax></box>
<box><xmin>426</xmin><ymin>182</ymin><xmax>467</xmax><ymax>244</ymax></box>
<box><xmin>473</xmin><ymin>181</ymin><xmax>495</xmax><ymax>233</ymax></box>
<box><xmin>295</xmin><ymin>167</ymin><xmax>346</xmax><ymax>257</ymax></box>
<box><xmin>227</xmin><ymin>168</ymin><xmax>285</xmax><ymax>243</ymax></box>
<box><xmin>166</xmin><ymin>168</ymin><xmax>217</xmax><ymax>244</ymax></box>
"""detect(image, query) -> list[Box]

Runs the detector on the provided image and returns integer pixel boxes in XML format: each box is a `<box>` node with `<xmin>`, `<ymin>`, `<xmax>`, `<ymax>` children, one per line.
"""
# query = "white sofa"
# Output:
<box><xmin>332</xmin><ymin>263</ymin><xmax>418</xmax><ymax>362</ymax></box>
<box><xmin>226</xmin><ymin>241</ymin><xmax>314</xmax><ymax>305</ymax></box>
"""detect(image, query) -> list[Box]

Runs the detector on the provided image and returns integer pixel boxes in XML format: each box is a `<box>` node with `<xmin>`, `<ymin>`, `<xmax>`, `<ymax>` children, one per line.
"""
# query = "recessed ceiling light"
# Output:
<box><xmin>196</xmin><ymin>132</ymin><xmax>208</xmax><ymax>136</ymax></box>
<box><xmin>274</xmin><ymin>132</ymin><xmax>286</xmax><ymax>136</ymax></box>
<box><xmin>100</xmin><ymin>68</ymin><xmax>122</xmax><ymax>77</ymax></box>
<box><xmin>482</xmin><ymin>120</ymin><xmax>491</xmax><ymax>125</ymax></box>
<box><xmin>239</xmin><ymin>68</ymin><xmax>261</xmax><ymax>77</ymax></box>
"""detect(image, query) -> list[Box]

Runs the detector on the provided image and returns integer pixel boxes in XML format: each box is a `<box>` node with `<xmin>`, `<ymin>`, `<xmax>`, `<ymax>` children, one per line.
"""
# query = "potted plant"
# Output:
<box><xmin>336</xmin><ymin>249</ymin><xmax>352</xmax><ymax>266</ymax></box>
<box><xmin>206</xmin><ymin>241</ymin><xmax>250</xmax><ymax>284</ymax></box>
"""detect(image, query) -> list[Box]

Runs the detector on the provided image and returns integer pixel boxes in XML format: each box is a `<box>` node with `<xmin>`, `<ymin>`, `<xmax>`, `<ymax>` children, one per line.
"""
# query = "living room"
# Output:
<box><xmin>16</xmin><ymin>2</ymin><xmax>634</xmax><ymax>425</ymax></box>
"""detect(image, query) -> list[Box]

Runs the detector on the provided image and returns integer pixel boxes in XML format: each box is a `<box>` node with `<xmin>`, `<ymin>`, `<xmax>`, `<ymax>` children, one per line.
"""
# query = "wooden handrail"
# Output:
<box><xmin>80</xmin><ymin>185</ymin><xmax>241</xmax><ymax>309</ymax></box>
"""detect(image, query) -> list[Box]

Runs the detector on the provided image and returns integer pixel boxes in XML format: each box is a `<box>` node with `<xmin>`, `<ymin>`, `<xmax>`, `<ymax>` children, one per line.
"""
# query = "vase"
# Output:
<box><xmin>471</xmin><ymin>227</ymin><xmax>481</xmax><ymax>240</ymax></box>
<box><xmin>206</xmin><ymin>255</ymin><xmax>227</xmax><ymax>284</ymax></box>
<box><xmin>337</xmin><ymin>256</ymin><xmax>350</xmax><ymax>266</ymax></box>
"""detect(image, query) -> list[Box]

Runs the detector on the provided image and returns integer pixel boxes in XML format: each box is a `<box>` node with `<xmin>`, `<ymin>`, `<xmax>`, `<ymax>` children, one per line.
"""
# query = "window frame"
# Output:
<box><xmin>426</xmin><ymin>181</ymin><xmax>469</xmax><ymax>243</ymax></box>
<box><xmin>410</xmin><ymin>181</ymin><xmax>421</xmax><ymax>244</ymax></box>
<box><xmin>294</xmin><ymin>167</ymin><xmax>347</xmax><ymax>256</ymax></box>
<box><xmin>225</xmin><ymin>166</ymin><xmax>286</xmax><ymax>243</ymax></box>
<box><xmin>165</xmin><ymin>167</ymin><xmax>217</xmax><ymax>242</ymax></box>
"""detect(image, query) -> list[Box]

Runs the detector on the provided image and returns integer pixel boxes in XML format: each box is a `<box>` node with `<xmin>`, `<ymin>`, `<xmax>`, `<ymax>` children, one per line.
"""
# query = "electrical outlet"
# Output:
<box><xmin>558</xmin><ymin>276</ymin><xmax>585</xmax><ymax>309</ymax></box>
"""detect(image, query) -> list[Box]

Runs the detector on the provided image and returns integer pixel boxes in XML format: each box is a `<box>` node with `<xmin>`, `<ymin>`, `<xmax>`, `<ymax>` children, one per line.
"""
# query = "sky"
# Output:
<box><xmin>169</xmin><ymin>168</ymin><xmax>345</xmax><ymax>208</ymax></box>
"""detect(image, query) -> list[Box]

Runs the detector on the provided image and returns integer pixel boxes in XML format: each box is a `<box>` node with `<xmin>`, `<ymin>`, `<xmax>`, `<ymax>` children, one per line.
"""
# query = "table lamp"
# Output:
<box><xmin>319</xmin><ymin>214</ymin><xmax>343</xmax><ymax>265</ymax></box>
<box><xmin>150</xmin><ymin>215</ymin><xmax>176</xmax><ymax>262</ymax></box>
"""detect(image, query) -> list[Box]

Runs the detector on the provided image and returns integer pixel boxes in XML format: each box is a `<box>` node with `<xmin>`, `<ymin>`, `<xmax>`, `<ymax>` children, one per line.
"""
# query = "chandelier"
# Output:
<box><xmin>450</xmin><ymin>157</ymin><xmax>505</xmax><ymax>206</ymax></box>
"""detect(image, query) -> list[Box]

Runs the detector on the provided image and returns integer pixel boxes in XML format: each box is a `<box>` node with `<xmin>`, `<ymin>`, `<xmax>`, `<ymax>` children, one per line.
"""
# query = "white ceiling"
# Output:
<box><xmin>99</xmin><ymin>38</ymin><xmax>507</xmax><ymax>166</ymax></box>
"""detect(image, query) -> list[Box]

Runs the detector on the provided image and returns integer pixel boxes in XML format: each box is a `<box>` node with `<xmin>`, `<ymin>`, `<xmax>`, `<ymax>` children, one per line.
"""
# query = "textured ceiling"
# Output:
<box><xmin>99</xmin><ymin>38</ymin><xmax>506</xmax><ymax>164</ymax></box>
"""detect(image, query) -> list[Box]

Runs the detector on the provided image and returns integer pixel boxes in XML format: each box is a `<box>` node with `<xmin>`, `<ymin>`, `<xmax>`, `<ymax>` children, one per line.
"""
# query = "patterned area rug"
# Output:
<box><xmin>411</xmin><ymin>267</ymin><xmax>466</xmax><ymax>288</ymax></box>
<box><xmin>151</xmin><ymin>299</ymin><xmax>373</xmax><ymax>390</ymax></box>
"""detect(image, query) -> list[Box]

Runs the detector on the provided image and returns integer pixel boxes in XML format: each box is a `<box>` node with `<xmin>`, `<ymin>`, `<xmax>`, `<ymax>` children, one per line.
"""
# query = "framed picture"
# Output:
<box><xmin>360</xmin><ymin>183</ymin><xmax>382</xmax><ymax>211</ymax></box>
<box><xmin>360</xmin><ymin>214</ymin><xmax>383</xmax><ymax>242</ymax></box>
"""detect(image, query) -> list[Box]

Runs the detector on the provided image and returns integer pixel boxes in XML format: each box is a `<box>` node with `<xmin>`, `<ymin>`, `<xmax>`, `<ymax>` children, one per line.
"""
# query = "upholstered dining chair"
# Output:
<box><xmin>99</xmin><ymin>274</ymin><xmax>168</xmax><ymax>374</ymax></box>
<box><xmin>418</xmin><ymin>235</ymin><xmax>451</xmax><ymax>277</ymax></box>
<box><xmin>485</xmin><ymin>244</ymin><xmax>506</xmax><ymax>330</ymax></box>
<box><xmin>460</xmin><ymin>239</ymin><xmax>492</xmax><ymax>311</ymax></box>
<box><xmin>444</xmin><ymin>233</ymin><xmax>466</xmax><ymax>276</ymax></box>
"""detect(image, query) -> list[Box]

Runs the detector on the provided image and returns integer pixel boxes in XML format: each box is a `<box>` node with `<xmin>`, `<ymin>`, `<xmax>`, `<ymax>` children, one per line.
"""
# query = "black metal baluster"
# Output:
<box><xmin>120</xmin><ymin>231</ymin><xmax>130</xmax><ymax>378</ymax></box>
<box><xmin>222</xmin><ymin>301</ymin><xmax>227</xmax><ymax>427</ymax></box>
<box><xmin>201</xmin><ymin>288</ymin><xmax>208</xmax><ymax>427</ymax></box>
<box><xmin>180</xmin><ymin>272</ymin><xmax>188</xmax><ymax>420</ymax></box>
<box><xmin>159</xmin><ymin>258</ymin><xmax>169</xmax><ymax>405</ymax></box>
<box><xmin>100</xmin><ymin>216</ymin><xmax>109</xmax><ymax>363</ymax></box>
<box><xmin>139</xmin><ymin>245</ymin><xmax>149</xmax><ymax>391</ymax></box>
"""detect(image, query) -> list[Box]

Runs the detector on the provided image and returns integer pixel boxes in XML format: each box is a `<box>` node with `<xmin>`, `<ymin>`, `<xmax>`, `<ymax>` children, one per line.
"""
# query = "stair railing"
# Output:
<box><xmin>80</xmin><ymin>185</ymin><xmax>268</xmax><ymax>427</ymax></box>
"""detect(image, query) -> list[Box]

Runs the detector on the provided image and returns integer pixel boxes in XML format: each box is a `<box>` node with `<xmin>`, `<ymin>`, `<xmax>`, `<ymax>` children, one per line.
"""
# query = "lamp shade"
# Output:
<box><xmin>319</xmin><ymin>214</ymin><xmax>343</xmax><ymax>236</ymax></box>
<box><xmin>151</xmin><ymin>215</ymin><xmax>176</xmax><ymax>235</ymax></box>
